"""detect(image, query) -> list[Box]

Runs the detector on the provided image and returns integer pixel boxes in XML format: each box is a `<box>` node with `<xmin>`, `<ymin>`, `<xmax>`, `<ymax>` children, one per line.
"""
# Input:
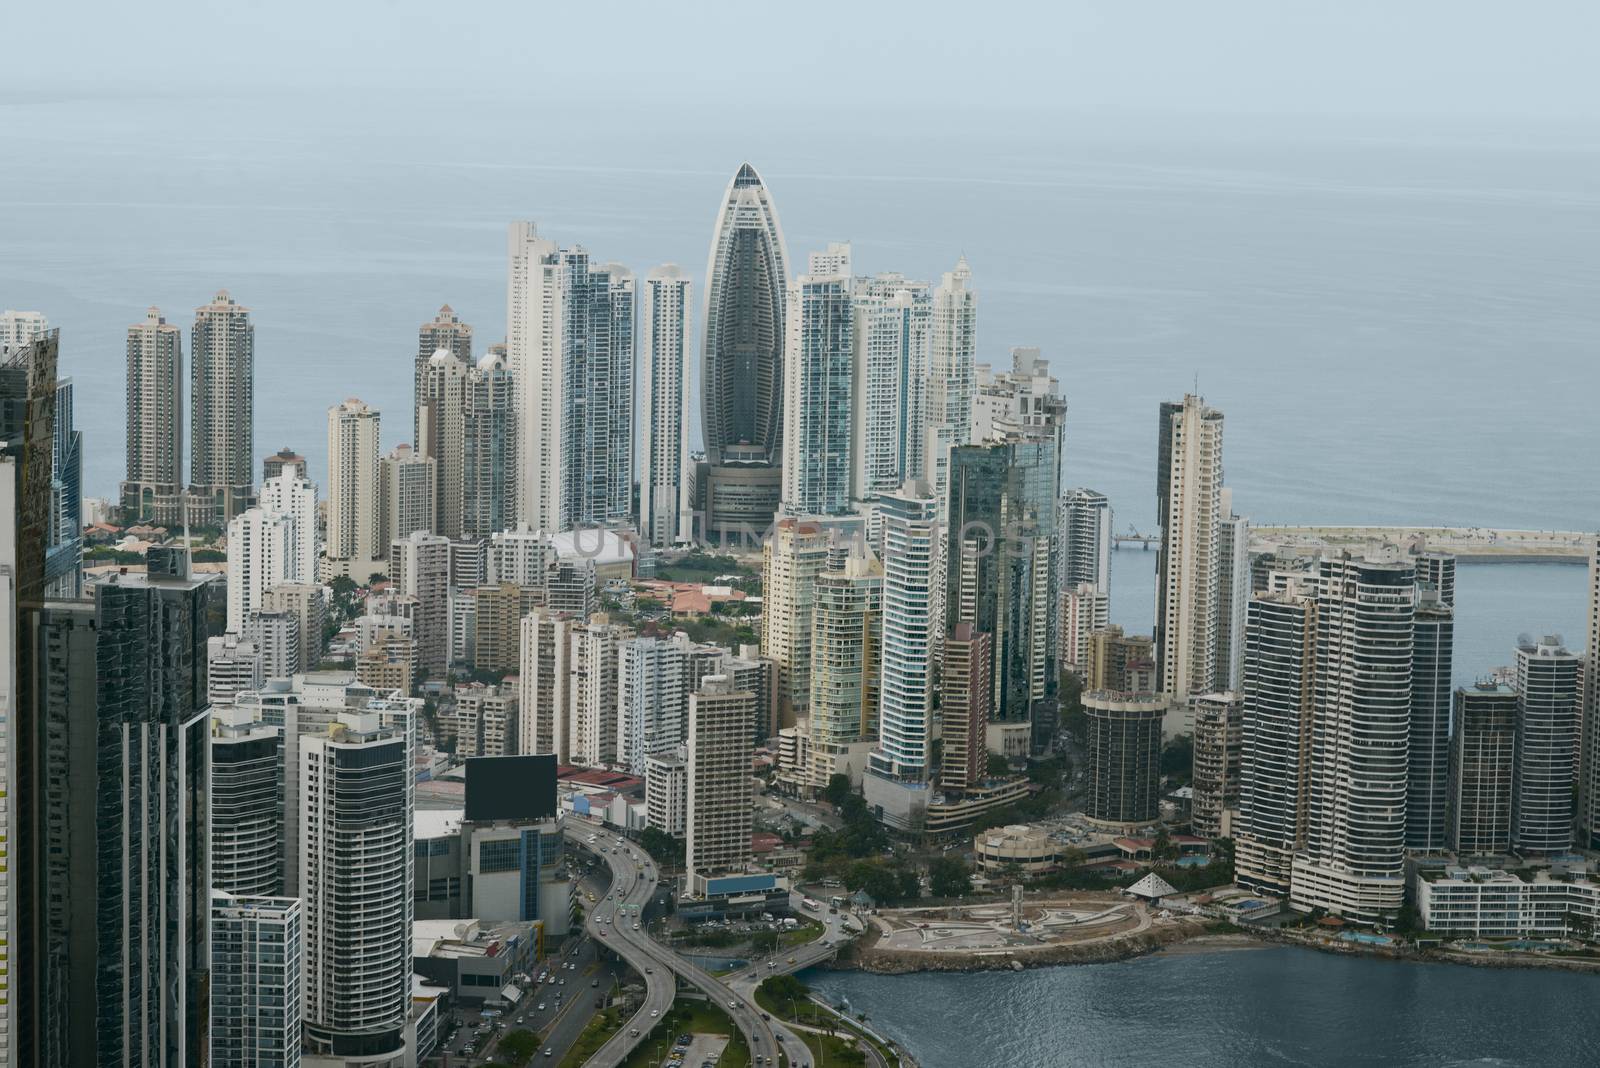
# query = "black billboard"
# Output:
<box><xmin>464</xmin><ymin>753</ymin><xmax>558</xmax><ymax>822</ymax></box>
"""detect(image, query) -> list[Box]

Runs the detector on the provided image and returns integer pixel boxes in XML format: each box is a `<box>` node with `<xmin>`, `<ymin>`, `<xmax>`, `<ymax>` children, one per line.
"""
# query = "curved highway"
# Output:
<box><xmin>567</xmin><ymin>816</ymin><xmax>817</xmax><ymax>1068</ymax></box>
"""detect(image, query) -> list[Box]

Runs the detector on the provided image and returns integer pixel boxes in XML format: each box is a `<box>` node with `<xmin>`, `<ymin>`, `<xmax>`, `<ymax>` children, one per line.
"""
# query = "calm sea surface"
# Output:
<box><xmin>4</xmin><ymin>93</ymin><xmax>1593</xmax><ymax>676</ymax></box>
<box><xmin>804</xmin><ymin>947</ymin><xmax>1600</xmax><ymax>1067</ymax></box>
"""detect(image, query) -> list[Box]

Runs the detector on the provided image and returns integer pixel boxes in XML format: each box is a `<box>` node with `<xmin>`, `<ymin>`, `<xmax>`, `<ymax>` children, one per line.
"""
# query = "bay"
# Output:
<box><xmin>803</xmin><ymin>947</ymin><xmax>1600</xmax><ymax>1066</ymax></box>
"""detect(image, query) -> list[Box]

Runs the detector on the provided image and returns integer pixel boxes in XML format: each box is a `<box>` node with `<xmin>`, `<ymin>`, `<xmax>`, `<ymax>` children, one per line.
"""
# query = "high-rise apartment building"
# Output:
<box><xmin>262</xmin><ymin>581</ymin><xmax>329</xmax><ymax>673</ymax></box>
<box><xmin>189</xmin><ymin>289</ymin><xmax>256</xmax><ymax>525</ymax></box>
<box><xmin>569</xmin><ymin>618</ymin><xmax>632</xmax><ymax>766</ymax></box>
<box><xmin>1512</xmin><ymin>635</ymin><xmax>1580</xmax><ymax>855</ymax></box>
<box><xmin>208</xmin><ymin>632</ymin><xmax>265</xmax><ymax>709</ymax></box>
<box><xmin>391</xmin><ymin>531</ymin><xmax>451</xmax><ymax>675</ymax></box>
<box><xmin>1059</xmin><ymin>488</ymin><xmax>1112</xmax><ymax>592</ymax></box>
<box><xmin>1084</xmin><ymin>625</ymin><xmax>1158</xmax><ymax>694</ymax></box>
<box><xmin>640</xmin><ymin>264</ymin><xmax>693</xmax><ymax>547</ymax></box>
<box><xmin>760</xmin><ymin>517</ymin><xmax>831</xmax><ymax>720</ymax></box>
<box><xmin>868</xmin><ymin>484</ymin><xmax>939</xmax><ymax>786</ymax></box>
<box><xmin>0</xmin><ymin>308</ymin><xmax>47</xmax><ymax>352</ymax></box>
<box><xmin>210</xmin><ymin>894</ymin><xmax>303</xmax><ymax>1068</ymax></box>
<box><xmin>618</xmin><ymin>635</ymin><xmax>691</xmax><ymax>776</ymax></box>
<box><xmin>299</xmin><ymin>709</ymin><xmax>413</xmax><ymax>1064</ymax></box>
<box><xmin>1154</xmin><ymin>395</ymin><xmax>1224</xmax><ymax>701</ymax></box>
<box><xmin>686</xmin><ymin>675</ymin><xmax>756</xmax><ymax>891</ymax></box>
<box><xmin>243</xmin><ymin>609</ymin><xmax>302</xmax><ymax>680</ymax></box>
<box><xmin>1190</xmin><ymin>691</ymin><xmax>1244</xmax><ymax>838</ymax></box>
<box><xmin>1235</xmin><ymin>582</ymin><xmax>1316</xmax><ymax>896</ymax></box>
<box><xmin>519</xmin><ymin>609</ymin><xmax>575</xmax><ymax>759</ymax></box>
<box><xmin>1582</xmin><ymin>537</ymin><xmax>1600</xmax><ymax>849</ymax></box>
<box><xmin>1450</xmin><ymin>682</ymin><xmax>1517</xmax><ymax>855</ymax></box>
<box><xmin>462</xmin><ymin>350</ymin><xmax>517</xmax><ymax>538</ymax></box>
<box><xmin>1291</xmin><ymin>555</ymin><xmax>1415</xmax><ymax>924</ymax></box>
<box><xmin>803</xmin><ymin>547</ymin><xmax>882</xmax><ymax>791</ymax></box>
<box><xmin>1408</xmin><ymin>588</ymin><xmax>1455</xmax><ymax>852</ymax></box>
<box><xmin>700</xmin><ymin>164</ymin><xmax>790</xmax><ymax>538</ymax></box>
<box><xmin>782</xmin><ymin>263</ymin><xmax>854</xmax><ymax>516</ymax></box>
<box><xmin>380</xmin><ymin>443</ymin><xmax>435</xmax><ymax>550</ymax></box>
<box><xmin>1084</xmin><ymin>691</ymin><xmax>1166</xmax><ymax>827</ymax></box>
<box><xmin>1061</xmin><ymin>582</ymin><xmax>1110</xmax><ymax>675</ymax></box>
<box><xmin>211</xmin><ymin>701</ymin><xmax>284</xmax><ymax>897</ymax></box>
<box><xmin>326</xmin><ymin>397</ymin><xmax>383</xmax><ymax>580</ymax></box>
<box><xmin>122</xmin><ymin>306</ymin><xmax>186</xmax><ymax>524</ymax></box>
<box><xmin>258</xmin><ymin>468</ymin><xmax>318</xmax><ymax>583</ymax></box>
<box><xmin>486</xmin><ymin>524</ymin><xmax>551</xmax><ymax>587</ymax></box>
<box><xmin>851</xmin><ymin>274</ymin><xmax>930</xmax><ymax>501</ymax></box>
<box><xmin>1213</xmin><ymin>491</ymin><xmax>1250</xmax><ymax>692</ymax></box>
<box><xmin>417</xmin><ymin>349</ymin><xmax>469</xmax><ymax>538</ymax></box>
<box><xmin>227</xmin><ymin>506</ymin><xmax>292</xmax><ymax>633</ymax></box>
<box><xmin>646</xmin><ymin>747</ymin><xmax>689</xmax><ymax>838</ymax></box>
<box><xmin>941</xmin><ymin>623</ymin><xmax>993</xmax><ymax>794</ymax></box>
<box><xmin>416</xmin><ymin>304</ymin><xmax>473</xmax><ymax>443</ymax></box>
<box><xmin>922</xmin><ymin>258</ymin><xmax>976</xmax><ymax>503</ymax></box>
<box><xmin>506</xmin><ymin>223</ymin><xmax>635</xmax><ymax>533</ymax></box>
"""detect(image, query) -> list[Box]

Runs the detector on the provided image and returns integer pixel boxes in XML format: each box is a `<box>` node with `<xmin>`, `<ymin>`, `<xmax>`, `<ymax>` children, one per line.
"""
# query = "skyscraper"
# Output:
<box><xmin>505</xmin><ymin>223</ymin><xmax>635</xmax><ymax>533</ymax></box>
<box><xmin>700</xmin><ymin>164</ymin><xmax>790</xmax><ymax>537</ymax></box>
<box><xmin>417</xmin><ymin>349</ymin><xmax>469</xmax><ymax>538</ymax></box>
<box><xmin>462</xmin><ymin>349</ymin><xmax>517</xmax><ymax>538</ymax></box>
<box><xmin>416</xmin><ymin>304</ymin><xmax>472</xmax><ymax>443</ymax></box>
<box><xmin>0</xmin><ymin>308</ymin><xmax>47</xmax><ymax>353</ymax></box>
<box><xmin>92</xmin><ymin>553</ymin><xmax>223</xmax><ymax>1066</ymax></box>
<box><xmin>1235</xmin><ymin>581</ymin><xmax>1316</xmax><ymax>896</ymax></box>
<box><xmin>391</xmin><ymin>531</ymin><xmax>451</xmax><ymax>675</ymax></box>
<box><xmin>227</xmin><ymin>506</ymin><xmax>293</xmax><ymax>633</ymax></box>
<box><xmin>940</xmin><ymin>624</ymin><xmax>993</xmax><ymax>794</ymax></box>
<box><xmin>618</xmin><ymin>635</ymin><xmax>691</xmax><ymax>776</ymax></box>
<box><xmin>299</xmin><ymin>708</ymin><xmax>413</xmax><ymax>1064</ymax></box>
<box><xmin>922</xmin><ymin>257</ymin><xmax>976</xmax><ymax>503</ymax></box>
<box><xmin>1292</xmin><ymin>555</ymin><xmax>1415</xmax><ymax>924</ymax></box>
<box><xmin>869</xmin><ymin>484</ymin><xmax>939</xmax><ymax>787</ymax></box>
<box><xmin>640</xmin><ymin>264</ymin><xmax>693</xmax><ymax>547</ymax></box>
<box><xmin>210</xmin><ymin>894</ymin><xmax>303</xmax><ymax>1068</ymax></box>
<box><xmin>1450</xmin><ymin>682</ymin><xmax>1517</xmax><ymax>855</ymax></box>
<box><xmin>686</xmin><ymin>675</ymin><xmax>756</xmax><ymax>891</ymax></box>
<box><xmin>947</xmin><ymin>438</ymin><xmax>1059</xmax><ymax>727</ymax></box>
<box><xmin>781</xmin><ymin>256</ymin><xmax>854</xmax><ymax>517</ymax></box>
<box><xmin>258</xmin><ymin>468</ymin><xmax>318</xmax><ymax>583</ymax></box>
<box><xmin>1582</xmin><ymin>537</ymin><xmax>1600</xmax><ymax>849</ymax></box>
<box><xmin>380</xmin><ymin>443</ymin><xmax>435</xmax><ymax>550</ymax></box>
<box><xmin>1059</xmin><ymin>488</ymin><xmax>1112</xmax><ymax>592</ymax></box>
<box><xmin>189</xmin><ymin>289</ymin><xmax>256</xmax><ymax>525</ymax></box>
<box><xmin>1511</xmin><ymin>635</ymin><xmax>1580</xmax><ymax>855</ymax></box>
<box><xmin>850</xmin><ymin>274</ymin><xmax>930</xmax><ymax>501</ymax></box>
<box><xmin>1155</xmin><ymin>395</ymin><xmax>1225</xmax><ymax>701</ymax></box>
<box><xmin>122</xmin><ymin>306</ymin><xmax>186</xmax><ymax>525</ymax></box>
<box><xmin>1213</xmin><ymin>490</ymin><xmax>1250</xmax><ymax>693</ymax></box>
<box><xmin>1084</xmin><ymin>691</ymin><xmax>1166</xmax><ymax>827</ymax></box>
<box><xmin>760</xmin><ymin>517</ymin><xmax>831</xmax><ymax>720</ymax></box>
<box><xmin>0</xmin><ymin>329</ymin><xmax>59</xmax><ymax>1067</ymax></box>
<box><xmin>804</xmin><ymin>546</ymin><xmax>883</xmax><ymax>791</ymax></box>
<box><xmin>1407</xmin><ymin>587</ymin><xmax>1455</xmax><ymax>852</ymax></box>
<box><xmin>211</xmin><ymin>703</ymin><xmax>285</xmax><ymax>896</ymax></box>
<box><xmin>326</xmin><ymin>397</ymin><xmax>383</xmax><ymax>581</ymax></box>
<box><xmin>1190</xmin><ymin>691</ymin><xmax>1244</xmax><ymax>838</ymax></box>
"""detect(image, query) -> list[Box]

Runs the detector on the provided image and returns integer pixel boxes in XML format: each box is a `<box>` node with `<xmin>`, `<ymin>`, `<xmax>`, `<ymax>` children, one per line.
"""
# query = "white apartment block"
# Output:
<box><xmin>686</xmin><ymin>676</ymin><xmax>756</xmax><ymax>891</ymax></box>
<box><xmin>639</xmin><ymin>264</ymin><xmax>693</xmax><ymax>547</ymax></box>
<box><xmin>1416</xmin><ymin>866</ymin><xmax>1600</xmax><ymax>938</ymax></box>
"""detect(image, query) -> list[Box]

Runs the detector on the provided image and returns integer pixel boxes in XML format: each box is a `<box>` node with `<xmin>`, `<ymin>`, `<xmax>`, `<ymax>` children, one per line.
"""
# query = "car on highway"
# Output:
<box><xmin>650</xmin><ymin>1009</ymin><xmax>660</xmax><ymax>1018</ymax></box>
<box><xmin>536</xmin><ymin>1003</ymin><xmax>545</xmax><ymax>1011</ymax></box>
<box><xmin>728</xmin><ymin>1000</ymin><xmax>738</xmax><ymax>1009</ymax></box>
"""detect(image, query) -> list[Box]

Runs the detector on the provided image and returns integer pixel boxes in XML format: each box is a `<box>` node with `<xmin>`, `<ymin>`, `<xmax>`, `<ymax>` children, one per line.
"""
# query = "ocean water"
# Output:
<box><xmin>1</xmin><ymin>92</ymin><xmax>1594</xmax><ymax>659</ymax></box>
<box><xmin>803</xmin><ymin>947</ymin><xmax>1600</xmax><ymax>1067</ymax></box>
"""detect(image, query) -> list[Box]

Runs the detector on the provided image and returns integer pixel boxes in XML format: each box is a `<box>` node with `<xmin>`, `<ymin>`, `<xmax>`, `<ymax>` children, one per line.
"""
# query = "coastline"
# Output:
<box><xmin>823</xmin><ymin>920</ymin><xmax>1600</xmax><ymax>977</ymax></box>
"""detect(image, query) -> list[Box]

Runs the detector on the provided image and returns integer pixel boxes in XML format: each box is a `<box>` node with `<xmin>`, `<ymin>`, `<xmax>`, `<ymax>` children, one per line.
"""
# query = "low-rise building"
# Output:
<box><xmin>974</xmin><ymin>824</ymin><xmax>1059</xmax><ymax>874</ymax></box>
<box><xmin>1416</xmin><ymin>865</ymin><xmax>1600</xmax><ymax>938</ymax></box>
<box><xmin>412</xmin><ymin>919</ymin><xmax>541</xmax><ymax>1004</ymax></box>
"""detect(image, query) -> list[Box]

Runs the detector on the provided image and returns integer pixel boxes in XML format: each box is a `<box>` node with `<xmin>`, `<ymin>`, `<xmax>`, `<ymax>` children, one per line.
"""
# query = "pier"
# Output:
<box><xmin>1249</xmin><ymin>526</ymin><xmax>1593</xmax><ymax>564</ymax></box>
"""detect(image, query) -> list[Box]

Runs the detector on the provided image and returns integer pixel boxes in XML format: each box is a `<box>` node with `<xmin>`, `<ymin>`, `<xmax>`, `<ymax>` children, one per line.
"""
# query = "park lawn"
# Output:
<box><xmin>777</xmin><ymin>921</ymin><xmax>825</xmax><ymax>950</ymax></box>
<box><xmin>754</xmin><ymin>987</ymin><xmax>895</xmax><ymax>1067</ymax></box>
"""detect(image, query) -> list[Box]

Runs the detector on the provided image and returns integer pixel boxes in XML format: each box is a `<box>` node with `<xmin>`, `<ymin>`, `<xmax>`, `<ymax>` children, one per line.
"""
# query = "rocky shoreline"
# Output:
<box><xmin>822</xmin><ymin>921</ymin><xmax>1600</xmax><ymax>977</ymax></box>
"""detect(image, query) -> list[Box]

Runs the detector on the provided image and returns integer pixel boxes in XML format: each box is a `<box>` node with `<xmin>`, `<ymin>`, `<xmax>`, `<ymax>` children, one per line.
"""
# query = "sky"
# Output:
<box><xmin>6</xmin><ymin>1</ymin><xmax>1599</xmax><ymax>122</ymax></box>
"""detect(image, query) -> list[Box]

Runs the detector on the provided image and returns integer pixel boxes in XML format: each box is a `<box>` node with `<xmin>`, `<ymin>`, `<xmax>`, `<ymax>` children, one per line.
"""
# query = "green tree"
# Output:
<box><xmin>928</xmin><ymin>855</ymin><xmax>971</xmax><ymax>899</ymax></box>
<box><xmin>821</xmin><ymin>773</ymin><xmax>852</xmax><ymax>808</ymax></box>
<box><xmin>1160</xmin><ymin>734</ymin><xmax>1194</xmax><ymax>781</ymax></box>
<box><xmin>638</xmin><ymin>826</ymin><xmax>684</xmax><ymax>867</ymax></box>
<box><xmin>986</xmin><ymin>753</ymin><xmax>1012</xmax><ymax>777</ymax></box>
<box><xmin>1152</xmin><ymin>827</ymin><xmax>1179</xmax><ymax>862</ymax></box>
<box><xmin>497</xmin><ymin>1028</ymin><xmax>541</xmax><ymax>1065</ymax></box>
